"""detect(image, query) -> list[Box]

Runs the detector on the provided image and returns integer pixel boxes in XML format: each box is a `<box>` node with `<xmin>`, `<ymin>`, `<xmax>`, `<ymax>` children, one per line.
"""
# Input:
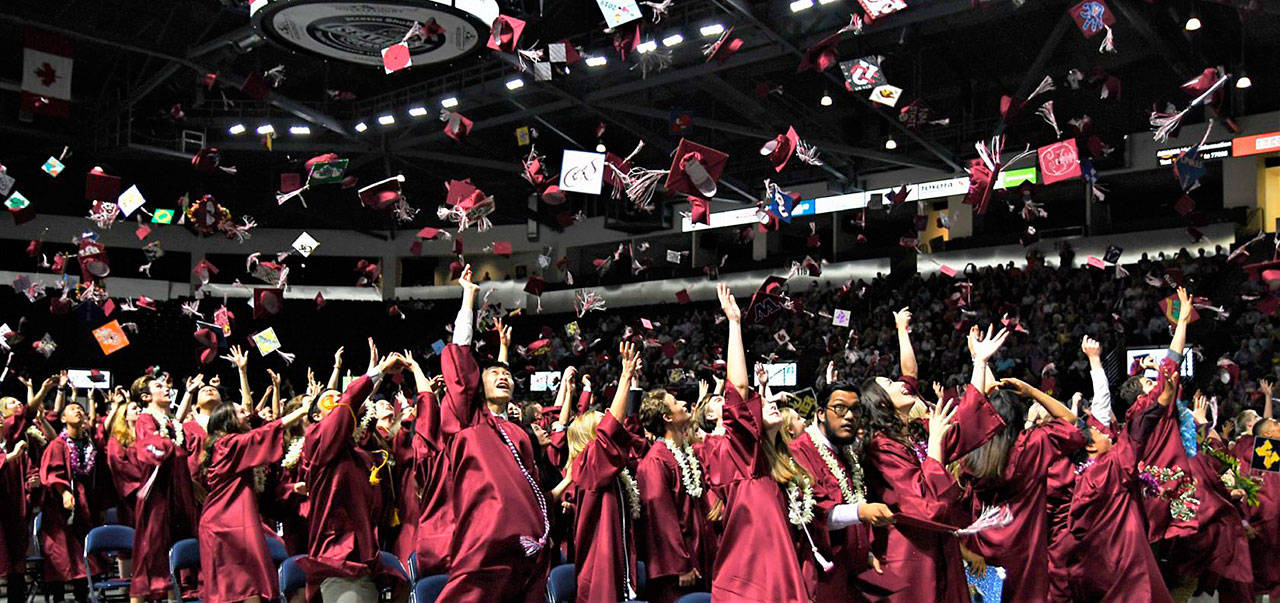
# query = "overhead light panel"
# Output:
<box><xmin>288</xmin><ymin>125</ymin><xmax>311</xmax><ymax>135</ymax></box>
<box><xmin>1185</xmin><ymin>16</ymin><xmax>1201</xmax><ymax>30</ymax></box>
<box><xmin>1237</xmin><ymin>74</ymin><xmax>1253</xmax><ymax>89</ymax></box>
<box><xmin>354</xmin><ymin>121</ymin><xmax>368</xmax><ymax>132</ymax></box>
<box><xmin>700</xmin><ymin>24</ymin><xmax>724</xmax><ymax>37</ymax></box>
<box><xmin>440</xmin><ymin>96</ymin><xmax>459</xmax><ymax>108</ymax></box>
<box><xmin>256</xmin><ymin>124</ymin><xmax>275</xmax><ymax>135</ymax></box>
<box><xmin>585</xmin><ymin>55</ymin><xmax>608</xmax><ymax>67</ymax></box>
<box><xmin>228</xmin><ymin>123</ymin><xmax>246</xmax><ymax>135</ymax></box>
<box><xmin>636</xmin><ymin>40</ymin><xmax>657</xmax><ymax>54</ymax></box>
<box><xmin>408</xmin><ymin>106</ymin><xmax>429</xmax><ymax>117</ymax></box>
<box><xmin>790</xmin><ymin>0</ymin><xmax>814</xmax><ymax>12</ymax></box>
<box><xmin>662</xmin><ymin>33</ymin><xmax>684</xmax><ymax>47</ymax></box>
<box><xmin>506</xmin><ymin>77</ymin><xmax>525</xmax><ymax>90</ymax></box>
<box><xmin>378</xmin><ymin>114</ymin><xmax>396</xmax><ymax>126</ymax></box>
<box><xmin>818</xmin><ymin>0</ymin><xmax>840</xmax><ymax>4</ymax></box>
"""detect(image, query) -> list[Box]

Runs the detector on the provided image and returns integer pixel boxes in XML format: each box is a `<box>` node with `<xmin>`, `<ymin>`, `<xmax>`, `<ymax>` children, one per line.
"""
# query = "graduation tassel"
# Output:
<box><xmin>1150</xmin><ymin>73</ymin><xmax>1229</xmax><ymax>142</ymax></box>
<box><xmin>801</xmin><ymin>525</ymin><xmax>835</xmax><ymax>573</ymax></box>
<box><xmin>953</xmin><ymin>505</ymin><xmax>1013</xmax><ymax>537</ymax></box>
<box><xmin>1099</xmin><ymin>25</ymin><xmax>1116</xmax><ymax>54</ymax></box>
<box><xmin>369</xmin><ymin>449</ymin><xmax>390</xmax><ymax>485</ymax></box>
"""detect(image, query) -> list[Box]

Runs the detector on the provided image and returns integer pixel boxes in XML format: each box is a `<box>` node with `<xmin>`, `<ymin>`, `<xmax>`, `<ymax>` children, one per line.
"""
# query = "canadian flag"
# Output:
<box><xmin>21</xmin><ymin>29</ymin><xmax>73</xmax><ymax>118</ymax></box>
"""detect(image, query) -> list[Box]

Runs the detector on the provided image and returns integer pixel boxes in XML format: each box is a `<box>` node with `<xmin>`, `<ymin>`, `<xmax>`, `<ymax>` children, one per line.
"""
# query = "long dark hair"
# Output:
<box><xmin>202</xmin><ymin>403</ymin><xmax>247</xmax><ymax>471</ymax></box>
<box><xmin>962</xmin><ymin>388</ymin><xmax>1026</xmax><ymax>480</ymax></box>
<box><xmin>856</xmin><ymin>378</ymin><xmax>926</xmax><ymax>448</ymax></box>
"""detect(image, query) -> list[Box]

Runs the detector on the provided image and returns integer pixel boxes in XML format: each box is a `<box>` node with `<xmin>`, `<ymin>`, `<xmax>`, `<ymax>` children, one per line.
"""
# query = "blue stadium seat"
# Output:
<box><xmin>546</xmin><ymin>563</ymin><xmax>575</xmax><ymax>603</ymax></box>
<box><xmin>676</xmin><ymin>593</ymin><xmax>711</xmax><ymax>603</ymax></box>
<box><xmin>82</xmin><ymin>525</ymin><xmax>134</xmax><ymax>603</ymax></box>
<box><xmin>277</xmin><ymin>555</ymin><xmax>306</xmax><ymax>603</ymax></box>
<box><xmin>167</xmin><ymin>538</ymin><xmax>200</xmax><ymax>602</ymax></box>
<box><xmin>410</xmin><ymin>574</ymin><xmax>449</xmax><ymax>603</ymax></box>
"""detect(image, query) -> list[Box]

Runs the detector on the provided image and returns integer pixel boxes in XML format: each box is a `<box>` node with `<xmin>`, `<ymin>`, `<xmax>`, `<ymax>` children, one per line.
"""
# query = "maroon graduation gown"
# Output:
<box><xmin>637</xmin><ymin>439</ymin><xmax>714</xmax><ymax>603</ymax></box>
<box><xmin>1124</xmin><ymin>356</ymin><xmax>1252</xmax><ymax>584</ymax></box>
<box><xmin>131</xmin><ymin>411</ymin><xmax>199</xmax><ymax>598</ymax></box>
<box><xmin>1230</xmin><ymin>435</ymin><xmax>1280</xmax><ymax>596</ymax></box>
<box><xmin>183</xmin><ymin>419</ymin><xmax>208</xmax><ymax>502</ymax></box>
<box><xmin>199</xmin><ymin>421</ymin><xmax>286</xmax><ymax>603</ymax></box>
<box><xmin>105</xmin><ymin>437</ymin><xmax>143</xmax><ymax>527</ymax></box>
<box><xmin>570</xmin><ymin>413</ymin><xmax>638</xmax><ymax>602</ymax></box>
<box><xmin>299</xmin><ymin>375</ymin><xmax>386</xmax><ymax>586</ymax></box>
<box><xmin>788</xmin><ymin>430</ymin><xmax>878</xmax><ymax>601</ymax></box>
<box><xmin>436</xmin><ymin>343</ymin><xmax>549</xmax><ymax>603</ymax></box>
<box><xmin>0</xmin><ymin>447</ymin><xmax>32</xmax><ymax>576</ymax></box>
<box><xmin>861</xmin><ymin>384</ymin><xmax>1004</xmax><ymax>603</ymax></box>
<box><xmin>1065</xmin><ymin>402</ymin><xmax>1171</xmax><ymax>602</ymax></box>
<box><xmin>39</xmin><ymin>434</ymin><xmax>105</xmax><ymax>581</ymax></box>
<box><xmin>704</xmin><ymin>388</ymin><xmax>808</xmax><ymax>602</ymax></box>
<box><xmin>408</xmin><ymin>391</ymin><xmax>453</xmax><ymax>577</ymax></box>
<box><xmin>1044</xmin><ymin>443</ymin><xmax>1075</xmax><ymax>602</ymax></box>
<box><xmin>963</xmin><ymin>419</ymin><xmax>1085</xmax><ymax>603</ymax></box>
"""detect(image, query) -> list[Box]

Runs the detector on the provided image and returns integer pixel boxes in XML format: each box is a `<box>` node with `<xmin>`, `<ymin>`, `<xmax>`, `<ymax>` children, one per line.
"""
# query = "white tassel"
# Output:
<box><xmin>1099</xmin><ymin>25</ymin><xmax>1116</xmax><ymax>54</ymax></box>
<box><xmin>1149</xmin><ymin>73</ymin><xmax>1229</xmax><ymax>142</ymax></box>
<box><xmin>1037</xmin><ymin>101</ymin><xmax>1062</xmax><ymax>138</ymax></box>
<box><xmin>276</xmin><ymin>350</ymin><xmax>296</xmax><ymax>365</ymax></box>
<box><xmin>953</xmin><ymin>505</ymin><xmax>1013</xmax><ymax>537</ymax></box>
<box><xmin>801</xmin><ymin>525</ymin><xmax>835</xmax><ymax>572</ymax></box>
<box><xmin>1028</xmin><ymin>75</ymin><xmax>1055</xmax><ymax>100</ymax></box>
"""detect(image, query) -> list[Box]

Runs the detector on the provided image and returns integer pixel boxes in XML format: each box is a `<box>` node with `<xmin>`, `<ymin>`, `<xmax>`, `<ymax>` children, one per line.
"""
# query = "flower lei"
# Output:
<box><xmin>1074</xmin><ymin>458</ymin><xmax>1097</xmax><ymax>475</ymax></box>
<box><xmin>281</xmin><ymin>437</ymin><xmax>305</xmax><ymax>469</ymax></box>
<box><xmin>812</xmin><ymin>434</ymin><xmax>867</xmax><ymax>504</ymax></box>
<box><xmin>1205</xmin><ymin>446</ymin><xmax>1261</xmax><ymax>507</ymax></box>
<box><xmin>786</xmin><ymin>471</ymin><xmax>817</xmax><ymax>527</ymax></box>
<box><xmin>1137</xmin><ymin>462</ymin><xmax>1201</xmax><ymax>522</ymax></box>
<box><xmin>660</xmin><ymin>438</ymin><xmax>704</xmax><ymax>498</ymax></box>
<box><xmin>60</xmin><ymin>431</ymin><xmax>96</xmax><ymax>476</ymax></box>
<box><xmin>252</xmin><ymin>466</ymin><xmax>267</xmax><ymax>493</ymax></box>
<box><xmin>618</xmin><ymin>467</ymin><xmax>642</xmax><ymax>519</ymax></box>
<box><xmin>352</xmin><ymin>404</ymin><xmax>377</xmax><ymax>443</ymax></box>
<box><xmin>25</xmin><ymin>425</ymin><xmax>48</xmax><ymax>446</ymax></box>
<box><xmin>143</xmin><ymin>407</ymin><xmax>184</xmax><ymax>446</ymax></box>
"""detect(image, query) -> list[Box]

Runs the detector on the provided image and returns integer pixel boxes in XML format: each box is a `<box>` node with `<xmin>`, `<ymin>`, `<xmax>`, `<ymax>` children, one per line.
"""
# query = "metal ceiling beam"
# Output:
<box><xmin>991</xmin><ymin>11</ymin><xmax>1074</xmax><ymax>138</ymax></box>
<box><xmin>709</xmin><ymin>0</ymin><xmax>964</xmax><ymax>172</ymax></box>
<box><xmin>606</xmin><ymin>103</ymin><xmax>950</xmax><ymax>172</ymax></box>
<box><xmin>0</xmin><ymin>14</ymin><xmax>351</xmax><ymax>139</ymax></box>
<box><xmin>126</xmin><ymin>139</ymin><xmax>522</xmax><ymax>174</ymax></box>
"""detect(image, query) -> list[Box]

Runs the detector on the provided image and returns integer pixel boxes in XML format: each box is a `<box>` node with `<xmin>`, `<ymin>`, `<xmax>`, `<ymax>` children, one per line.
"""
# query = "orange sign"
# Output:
<box><xmin>1233</xmin><ymin>132</ymin><xmax>1280</xmax><ymax>157</ymax></box>
<box><xmin>92</xmin><ymin>320</ymin><xmax>130</xmax><ymax>355</ymax></box>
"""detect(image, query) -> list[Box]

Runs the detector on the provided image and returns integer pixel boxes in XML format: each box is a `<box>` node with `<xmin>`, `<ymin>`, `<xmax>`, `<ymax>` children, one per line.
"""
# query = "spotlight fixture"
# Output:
<box><xmin>354</xmin><ymin>122</ymin><xmax>368</xmax><ymax>133</ymax></box>
<box><xmin>408</xmin><ymin>106</ymin><xmax>429</xmax><ymax>117</ymax></box>
<box><xmin>700</xmin><ymin>24</ymin><xmax>725</xmax><ymax>37</ymax></box>
<box><xmin>506</xmin><ymin>77</ymin><xmax>525</xmax><ymax>90</ymax></box>
<box><xmin>1236</xmin><ymin>74</ymin><xmax>1252</xmax><ymax>89</ymax></box>
<box><xmin>789</xmin><ymin>0</ymin><xmax>814</xmax><ymax>12</ymax></box>
<box><xmin>288</xmin><ymin>125</ymin><xmax>311</xmax><ymax>135</ymax></box>
<box><xmin>636</xmin><ymin>40</ymin><xmax>657</xmax><ymax>54</ymax></box>
<box><xmin>440</xmin><ymin>96</ymin><xmax>459</xmax><ymax>108</ymax></box>
<box><xmin>885</xmin><ymin>137</ymin><xmax>898</xmax><ymax>150</ymax></box>
<box><xmin>585</xmin><ymin>55</ymin><xmax>608</xmax><ymax>67</ymax></box>
<box><xmin>228</xmin><ymin>123</ymin><xmax>246</xmax><ymax>135</ymax></box>
<box><xmin>820</xmin><ymin>93</ymin><xmax>833</xmax><ymax>106</ymax></box>
<box><xmin>377</xmin><ymin>114</ymin><xmax>396</xmax><ymax>126</ymax></box>
<box><xmin>256</xmin><ymin>124</ymin><xmax>275</xmax><ymax>135</ymax></box>
<box><xmin>1184</xmin><ymin>15</ymin><xmax>1201</xmax><ymax>31</ymax></box>
<box><xmin>662</xmin><ymin>33</ymin><xmax>684</xmax><ymax>47</ymax></box>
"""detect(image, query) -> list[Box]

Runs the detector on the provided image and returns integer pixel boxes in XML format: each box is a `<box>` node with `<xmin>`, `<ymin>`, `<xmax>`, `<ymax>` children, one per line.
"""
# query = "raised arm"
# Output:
<box><xmin>496</xmin><ymin>317</ymin><xmax>512</xmax><ymax>365</ymax></box>
<box><xmin>894</xmin><ymin>307</ymin><xmax>918</xmax><ymax>379</ymax></box>
<box><xmin>1168</xmin><ymin>287</ymin><xmax>1192</xmax><ymax>356</ymax></box>
<box><xmin>453</xmin><ymin>264</ymin><xmax>479</xmax><ymax>346</ymax></box>
<box><xmin>327</xmin><ymin>346</ymin><xmax>344</xmax><ymax>391</ymax></box>
<box><xmin>610</xmin><ymin>342</ymin><xmax>641</xmax><ymax>422</ymax></box>
<box><xmin>555</xmin><ymin>367</ymin><xmax>578</xmax><ymax>429</ymax></box>
<box><xmin>717</xmin><ymin>283</ymin><xmax>747</xmax><ymax>398</ymax></box>
<box><xmin>174</xmin><ymin>375</ymin><xmax>199</xmax><ymax>426</ymax></box>
<box><xmin>1001</xmin><ymin>378</ymin><xmax>1078</xmax><ymax>423</ymax></box>
<box><xmin>226</xmin><ymin>345</ymin><xmax>254</xmax><ymax>409</ymax></box>
<box><xmin>1261</xmin><ymin>379</ymin><xmax>1273</xmax><ymax>421</ymax></box>
<box><xmin>1081</xmin><ymin>336</ymin><xmax>1113</xmax><ymax>426</ymax></box>
<box><xmin>29</xmin><ymin>375</ymin><xmax>56</xmax><ymax>409</ymax></box>
<box><xmin>969</xmin><ymin>326</ymin><xmax>1009</xmax><ymax>393</ymax></box>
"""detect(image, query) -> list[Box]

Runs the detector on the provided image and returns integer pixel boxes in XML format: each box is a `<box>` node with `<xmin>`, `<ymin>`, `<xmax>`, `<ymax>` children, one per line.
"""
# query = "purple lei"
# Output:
<box><xmin>1074</xmin><ymin>458</ymin><xmax>1096</xmax><ymax>475</ymax></box>
<box><xmin>911</xmin><ymin>439</ymin><xmax>928</xmax><ymax>463</ymax></box>
<box><xmin>60</xmin><ymin>431</ymin><xmax>96</xmax><ymax>476</ymax></box>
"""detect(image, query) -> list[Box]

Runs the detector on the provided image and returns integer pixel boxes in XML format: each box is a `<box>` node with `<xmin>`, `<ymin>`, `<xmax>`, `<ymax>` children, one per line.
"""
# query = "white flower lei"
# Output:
<box><xmin>252</xmin><ymin>466</ymin><xmax>267</xmax><ymax>493</ymax></box>
<box><xmin>787</xmin><ymin>473</ymin><xmax>816</xmax><ymax>527</ymax></box>
<box><xmin>352</xmin><ymin>404</ymin><xmax>376</xmax><ymax>443</ymax></box>
<box><xmin>618</xmin><ymin>467</ymin><xmax>642</xmax><ymax>519</ymax></box>
<box><xmin>143</xmin><ymin>407</ymin><xmax>183</xmax><ymax>446</ymax></box>
<box><xmin>661</xmin><ymin>438</ymin><xmax>705</xmax><ymax>498</ymax></box>
<box><xmin>808</xmin><ymin>426</ymin><xmax>866</xmax><ymax>504</ymax></box>
<box><xmin>281</xmin><ymin>437</ymin><xmax>305</xmax><ymax>469</ymax></box>
<box><xmin>25</xmin><ymin>425</ymin><xmax>48</xmax><ymax>446</ymax></box>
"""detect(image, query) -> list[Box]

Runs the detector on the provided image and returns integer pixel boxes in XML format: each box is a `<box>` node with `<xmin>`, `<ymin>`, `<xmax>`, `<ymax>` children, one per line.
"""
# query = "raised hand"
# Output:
<box><xmin>1176</xmin><ymin>287</ymin><xmax>1193</xmax><ymax>324</ymax></box>
<box><xmin>458</xmin><ymin>264</ymin><xmax>479</xmax><ymax>294</ymax></box>
<box><xmin>366</xmin><ymin>338</ymin><xmax>379</xmax><ymax>374</ymax></box>
<box><xmin>754</xmin><ymin>363</ymin><xmax>770</xmax><ymax>388</ymax></box>
<box><xmin>1192</xmin><ymin>390</ymin><xmax>1209</xmax><ymax>425</ymax></box>
<box><xmin>926</xmin><ymin>398</ymin><xmax>957</xmax><ymax>462</ymax></box>
<box><xmin>998</xmin><ymin>377</ymin><xmax>1033</xmax><ymax>397</ymax></box>
<box><xmin>970</xmin><ymin>326</ymin><xmax>1010</xmax><ymax>363</ymax></box>
<box><xmin>1260</xmin><ymin>379</ymin><xmax>1273</xmax><ymax>401</ymax></box>
<box><xmin>716</xmin><ymin>283</ymin><xmax>740</xmax><ymax>322</ymax></box>
<box><xmin>495</xmin><ymin>318</ymin><xmax>512</xmax><ymax>348</ymax></box>
<box><xmin>223</xmin><ymin>345</ymin><xmax>249</xmax><ymax>370</ymax></box>
<box><xmin>267</xmin><ymin>369</ymin><xmax>281</xmax><ymax>388</ymax></box>
<box><xmin>1081</xmin><ymin>336</ymin><xmax>1102</xmax><ymax>359</ymax></box>
<box><xmin>619</xmin><ymin>341</ymin><xmax>641</xmax><ymax>376</ymax></box>
<box><xmin>334</xmin><ymin>346</ymin><xmax>344</xmax><ymax>365</ymax></box>
<box><xmin>893</xmin><ymin>307</ymin><xmax>912</xmax><ymax>331</ymax></box>
<box><xmin>185</xmin><ymin>374</ymin><xmax>205</xmax><ymax>393</ymax></box>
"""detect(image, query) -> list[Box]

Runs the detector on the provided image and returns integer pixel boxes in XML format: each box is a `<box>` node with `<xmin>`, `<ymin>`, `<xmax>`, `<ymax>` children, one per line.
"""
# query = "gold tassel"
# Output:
<box><xmin>369</xmin><ymin>449</ymin><xmax>389</xmax><ymax>485</ymax></box>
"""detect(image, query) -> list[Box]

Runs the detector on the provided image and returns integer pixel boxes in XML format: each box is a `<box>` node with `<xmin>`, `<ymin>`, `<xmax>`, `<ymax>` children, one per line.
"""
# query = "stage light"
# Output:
<box><xmin>1185</xmin><ymin>16</ymin><xmax>1201</xmax><ymax>31</ymax></box>
<box><xmin>1237</xmin><ymin>74</ymin><xmax>1252</xmax><ymax>89</ymax></box>
<box><xmin>885</xmin><ymin>137</ymin><xmax>898</xmax><ymax>150</ymax></box>
<box><xmin>820</xmin><ymin>93</ymin><xmax>833</xmax><ymax>106</ymax></box>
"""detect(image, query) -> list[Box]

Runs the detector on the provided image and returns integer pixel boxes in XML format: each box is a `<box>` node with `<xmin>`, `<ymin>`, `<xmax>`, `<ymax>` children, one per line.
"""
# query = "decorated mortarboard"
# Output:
<box><xmin>358</xmin><ymin>175</ymin><xmax>406</xmax><ymax>210</ymax></box>
<box><xmin>839</xmin><ymin>55</ymin><xmax>885</xmax><ymax>92</ymax></box>
<box><xmin>666</xmin><ymin>138</ymin><xmax>728</xmax><ymax>199</ymax></box>
<box><xmin>85</xmin><ymin>167</ymin><xmax>121</xmax><ymax>200</ymax></box>
<box><xmin>744</xmin><ymin>276</ymin><xmax>789</xmax><ymax>325</ymax></box>
<box><xmin>151</xmin><ymin>208</ymin><xmax>174</xmax><ymax>224</ymax></box>
<box><xmin>492</xmin><ymin>241</ymin><xmax>513</xmax><ymax>257</ymax></box>
<box><xmin>1038</xmin><ymin>139</ymin><xmax>1082</xmax><ymax>185</ymax></box>
<box><xmin>251</xmin><ymin>327</ymin><xmax>283</xmax><ymax>356</ymax></box>
<box><xmin>252</xmin><ymin>288</ymin><xmax>284</xmax><ymax>319</ymax></box>
<box><xmin>1173</xmin><ymin>127</ymin><xmax>1211</xmax><ymax>193</ymax></box>
<box><xmin>798</xmin><ymin>32</ymin><xmax>842</xmax><ymax>73</ymax></box>
<box><xmin>442</xmin><ymin>110</ymin><xmax>474</xmax><ymax>141</ymax></box>
<box><xmin>703</xmin><ymin>27</ymin><xmax>743</xmax><ymax>64</ymax></box>
<box><xmin>1156</xmin><ymin>292</ymin><xmax>1200</xmax><ymax>325</ymax></box>
<box><xmin>292</xmin><ymin>232</ymin><xmax>319</xmax><ymax>257</ymax></box>
<box><xmin>869</xmin><ymin>84</ymin><xmax>904</xmax><ymax>107</ymax></box>
<box><xmin>763</xmin><ymin>181</ymin><xmax>797</xmax><ymax>224</ymax></box>
<box><xmin>92</xmin><ymin>320</ymin><xmax>130</xmax><ymax>356</ymax></box>
<box><xmin>306</xmin><ymin>153</ymin><xmax>348</xmax><ymax>185</ymax></box>
<box><xmin>760</xmin><ymin>126</ymin><xmax>800</xmax><ymax>172</ymax></box>
<box><xmin>116</xmin><ymin>185</ymin><xmax>147</xmax><ymax>217</ymax></box>
<box><xmin>1070</xmin><ymin>0</ymin><xmax>1116</xmax><ymax>39</ymax></box>
<box><xmin>488</xmin><ymin>15</ymin><xmax>526</xmax><ymax>53</ymax></box>
<box><xmin>1104</xmin><ymin>244</ymin><xmax>1123</xmax><ymax>264</ymax></box>
<box><xmin>0</xmin><ymin>164</ymin><xmax>14</xmax><ymax>197</ymax></box>
<box><xmin>1252</xmin><ymin>437</ymin><xmax>1280</xmax><ymax>472</ymax></box>
<box><xmin>548</xmin><ymin>39</ymin><xmax>582</xmax><ymax>64</ymax></box>
<box><xmin>42</xmin><ymin>156</ymin><xmax>65</xmax><ymax>178</ymax></box>
<box><xmin>77</xmin><ymin>232</ymin><xmax>109</xmax><ymax>281</ymax></box>
<box><xmin>858</xmin><ymin>0</ymin><xmax>908</xmax><ymax>21</ymax></box>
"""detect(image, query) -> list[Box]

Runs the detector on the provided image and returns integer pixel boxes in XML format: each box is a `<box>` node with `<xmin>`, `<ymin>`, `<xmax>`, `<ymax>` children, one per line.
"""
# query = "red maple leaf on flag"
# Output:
<box><xmin>35</xmin><ymin>62</ymin><xmax>59</xmax><ymax>87</ymax></box>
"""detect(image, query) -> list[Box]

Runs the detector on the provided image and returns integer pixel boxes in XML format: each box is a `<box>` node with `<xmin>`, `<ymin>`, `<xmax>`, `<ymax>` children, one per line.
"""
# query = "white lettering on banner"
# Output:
<box><xmin>1155</xmin><ymin>140</ymin><xmax>1232</xmax><ymax>166</ymax></box>
<box><xmin>1258</xmin><ymin>136</ymin><xmax>1280</xmax><ymax>152</ymax></box>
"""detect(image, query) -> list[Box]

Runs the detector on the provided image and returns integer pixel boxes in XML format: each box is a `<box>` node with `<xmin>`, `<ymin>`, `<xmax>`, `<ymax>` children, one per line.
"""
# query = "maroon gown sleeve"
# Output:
<box><xmin>547</xmin><ymin>428</ymin><xmax>569</xmax><ymax>470</ymax></box>
<box><xmin>215</xmin><ymin>422</ymin><xmax>286</xmax><ymax>473</ymax></box>
<box><xmin>576</xmin><ymin>387</ymin><xmax>593</xmax><ymax>414</ymax></box>
<box><xmin>573</xmin><ymin>413</ymin><xmax>631</xmax><ymax>489</ymax></box>
<box><xmin>308</xmin><ymin>376</ymin><xmax>375</xmax><ymax>468</ymax></box>
<box><xmin>637</xmin><ymin>449</ymin><xmax>693</xmax><ymax>579</ymax></box>
<box><xmin>440</xmin><ymin>344</ymin><xmax>483</xmax><ymax>436</ymax></box>
<box><xmin>720</xmin><ymin>387</ymin><xmax>764</xmax><ymax>474</ymax></box>
<box><xmin>411</xmin><ymin>391</ymin><xmax>441</xmax><ymax>456</ymax></box>
<box><xmin>39</xmin><ymin>437</ymin><xmax>72</xmax><ymax>494</ymax></box>
<box><xmin>869</xmin><ymin>439</ymin><xmax>960</xmax><ymax>522</ymax></box>
<box><xmin>133</xmin><ymin>413</ymin><xmax>176</xmax><ymax>468</ymax></box>
<box><xmin>941</xmin><ymin>385</ymin><xmax>1006</xmax><ymax>464</ymax></box>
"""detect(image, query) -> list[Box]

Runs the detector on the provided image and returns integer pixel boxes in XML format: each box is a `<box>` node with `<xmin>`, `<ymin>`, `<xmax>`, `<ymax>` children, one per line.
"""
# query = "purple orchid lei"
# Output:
<box><xmin>60</xmin><ymin>431</ymin><xmax>96</xmax><ymax>476</ymax></box>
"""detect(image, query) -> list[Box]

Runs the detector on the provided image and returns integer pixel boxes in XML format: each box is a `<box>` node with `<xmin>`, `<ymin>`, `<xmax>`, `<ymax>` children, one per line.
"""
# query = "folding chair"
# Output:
<box><xmin>82</xmin><ymin>525</ymin><xmax>134</xmax><ymax>603</ymax></box>
<box><xmin>546</xmin><ymin>563</ymin><xmax>576</xmax><ymax>603</ymax></box>
<box><xmin>167</xmin><ymin>538</ymin><xmax>200</xmax><ymax>602</ymax></box>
